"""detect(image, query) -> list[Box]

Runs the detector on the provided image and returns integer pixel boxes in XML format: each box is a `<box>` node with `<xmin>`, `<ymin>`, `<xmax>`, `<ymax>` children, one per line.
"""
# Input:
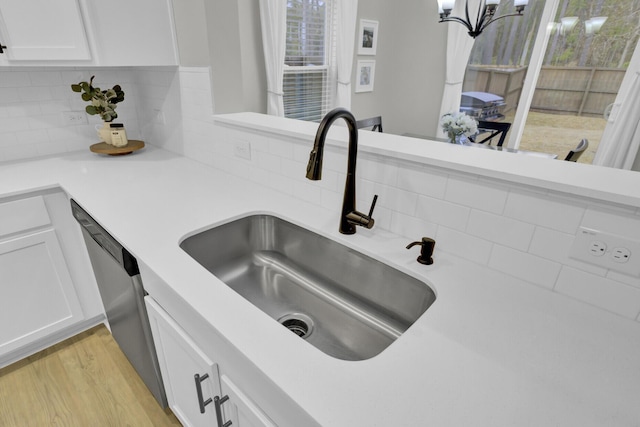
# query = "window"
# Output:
<box><xmin>284</xmin><ymin>0</ymin><xmax>337</xmax><ymax>122</ymax></box>
<box><xmin>463</xmin><ymin>0</ymin><xmax>640</xmax><ymax>163</ymax></box>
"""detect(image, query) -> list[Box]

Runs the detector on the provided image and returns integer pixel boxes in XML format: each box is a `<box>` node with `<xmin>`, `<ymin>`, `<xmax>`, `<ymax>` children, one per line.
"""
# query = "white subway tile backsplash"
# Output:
<box><xmin>416</xmin><ymin>194</ymin><xmax>470</xmax><ymax>231</ymax></box>
<box><xmin>529</xmin><ymin>226</ymin><xmax>607</xmax><ymax>276</ymax></box>
<box><xmin>268</xmin><ymin>138</ymin><xmax>294</xmax><ymax>159</ymax></box>
<box><xmin>396</xmin><ymin>165</ymin><xmax>448</xmax><ymax>199</ymax></box>
<box><xmin>292</xmin><ymin>180</ymin><xmax>323</xmax><ymax>205</ymax></box>
<box><xmin>28</xmin><ymin>71</ymin><xmax>63</xmax><ymax>86</ymax></box>
<box><xmin>504</xmin><ymin>190</ymin><xmax>585</xmax><ymax>234</ymax></box>
<box><xmin>0</xmin><ymin>72</ymin><xmax>30</xmax><ymax>87</ymax></box>
<box><xmin>372</xmin><ymin>183</ymin><xmax>418</xmax><ymax>215</ymax></box>
<box><xmin>489</xmin><ymin>245</ymin><xmax>561</xmax><ymax>289</ymax></box>
<box><xmin>581</xmin><ymin>206</ymin><xmax>640</xmax><ymax>240</ymax></box>
<box><xmin>20</xmin><ymin>86</ymin><xmax>52</xmax><ymax>102</ymax></box>
<box><xmin>0</xmin><ymin>88</ymin><xmax>21</xmax><ymax>103</ymax></box>
<box><xmin>16</xmin><ymin>129</ymin><xmax>49</xmax><ymax>144</ymax></box>
<box><xmin>555</xmin><ymin>267</ymin><xmax>640</xmax><ymax>318</ymax></box>
<box><xmin>435</xmin><ymin>226</ymin><xmax>492</xmax><ymax>265</ymax></box>
<box><xmin>389</xmin><ymin>211</ymin><xmax>437</xmax><ymax>241</ymax></box>
<box><xmin>607</xmin><ymin>270</ymin><xmax>640</xmax><ymax>289</ymax></box>
<box><xmin>445</xmin><ymin>176</ymin><xmax>508</xmax><ymax>214</ymax></box>
<box><xmin>467</xmin><ymin>209</ymin><xmax>534</xmax><ymax>251</ymax></box>
<box><xmin>359</xmin><ymin>154</ymin><xmax>399</xmax><ymax>185</ymax></box>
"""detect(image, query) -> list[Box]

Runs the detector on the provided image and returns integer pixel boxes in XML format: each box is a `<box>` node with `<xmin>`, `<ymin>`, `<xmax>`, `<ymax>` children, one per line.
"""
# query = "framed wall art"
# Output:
<box><xmin>357</xmin><ymin>19</ymin><xmax>379</xmax><ymax>55</ymax></box>
<box><xmin>355</xmin><ymin>60</ymin><xmax>376</xmax><ymax>93</ymax></box>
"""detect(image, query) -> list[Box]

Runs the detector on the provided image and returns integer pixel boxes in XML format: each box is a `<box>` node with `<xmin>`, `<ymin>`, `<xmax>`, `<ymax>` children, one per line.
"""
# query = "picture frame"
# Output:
<box><xmin>355</xmin><ymin>60</ymin><xmax>376</xmax><ymax>93</ymax></box>
<box><xmin>357</xmin><ymin>19</ymin><xmax>379</xmax><ymax>55</ymax></box>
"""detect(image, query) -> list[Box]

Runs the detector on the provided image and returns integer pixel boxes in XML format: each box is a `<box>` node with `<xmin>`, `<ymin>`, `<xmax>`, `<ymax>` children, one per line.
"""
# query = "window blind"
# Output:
<box><xmin>284</xmin><ymin>0</ymin><xmax>336</xmax><ymax>122</ymax></box>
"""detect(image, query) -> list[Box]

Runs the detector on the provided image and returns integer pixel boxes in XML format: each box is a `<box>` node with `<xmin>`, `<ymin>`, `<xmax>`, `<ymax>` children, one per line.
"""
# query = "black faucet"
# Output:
<box><xmin>306</xmin><ymin>108</ymin><xmax>378</xmax><ymax>235</ymax></box>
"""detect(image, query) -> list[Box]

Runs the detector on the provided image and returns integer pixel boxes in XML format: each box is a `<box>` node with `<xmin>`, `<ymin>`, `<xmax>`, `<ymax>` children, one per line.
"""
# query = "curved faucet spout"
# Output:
<box><xmin>306</xmin><ymin>108</ymin><xmax>377</xmax><ymax>235</ymax></box>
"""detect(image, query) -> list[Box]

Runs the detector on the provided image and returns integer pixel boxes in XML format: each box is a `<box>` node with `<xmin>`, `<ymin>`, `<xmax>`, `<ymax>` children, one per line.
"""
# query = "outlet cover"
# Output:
<box><xmin>233</xmin><ymin>140</ymin><xmax>251</xmax><ymax>160</ymax></box>
<box><xmin>569</xmin><ymin>227</ymin><xmax>640</xmax><ymax>277</ymax></box>
<box><xmin>62</xmin><ymin>111</ymin><xmax>87</xmax><ymax>125</ymax></box>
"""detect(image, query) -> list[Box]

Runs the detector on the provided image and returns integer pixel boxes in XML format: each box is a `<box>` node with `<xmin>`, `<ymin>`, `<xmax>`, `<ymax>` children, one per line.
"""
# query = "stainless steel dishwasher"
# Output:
<box><xmin>70</xmin><ymin>199</ymin><xmax>167</xmax><ymax>408</ymax></box>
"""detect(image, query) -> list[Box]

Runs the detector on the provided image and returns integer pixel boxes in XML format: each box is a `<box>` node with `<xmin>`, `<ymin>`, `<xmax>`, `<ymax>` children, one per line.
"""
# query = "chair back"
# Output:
<box><xmin>356</xmin><ymin>116</ymin><xmax>383</xmax><ymax>133</ymax></box>
<box><xmin>471</xmin><ymin>121</ymin><xmax>511</xmax><ymax>146</ymax></box>
<box><xmin>564</xmin><ymin>138</ymin><xmax>589</xmax><ymax>162</ymax></box>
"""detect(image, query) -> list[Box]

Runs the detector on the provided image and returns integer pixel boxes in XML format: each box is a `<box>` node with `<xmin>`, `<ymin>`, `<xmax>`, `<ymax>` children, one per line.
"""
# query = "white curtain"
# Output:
<box><xmin>259</xmin><ymin>0</ymin><xmax>287</xmax><ymax>116</ymax></box>
<box><xmin>335</xmin><ymin>0</ymin><xmax>359</xmax><ymax>108</ymax></box>
<box><xmin>437</xmin><ymin>0</ymin><xmax>479</xmax><ymax>137</ymax></box>
<box><xmin>593</xmin><ymin>47</ymin><xmax>640</xmax><ymax>170</ymax></box>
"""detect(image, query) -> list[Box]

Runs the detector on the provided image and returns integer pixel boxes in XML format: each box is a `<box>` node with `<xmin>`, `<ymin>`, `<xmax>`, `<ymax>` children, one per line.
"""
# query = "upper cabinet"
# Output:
<box><xmin>0</xmin><ymin>0</ymin><xmax>178</xmax><ymax>66</ymax></box>
<box><xmin>83</xmin><ymin>0</ymin><xmax>178</xmax><ymax>66</ymax></box>
<box><xmin>0</xmin><ymin>0</ymin><xmax>91</xmax><ymax>61</ymax></box>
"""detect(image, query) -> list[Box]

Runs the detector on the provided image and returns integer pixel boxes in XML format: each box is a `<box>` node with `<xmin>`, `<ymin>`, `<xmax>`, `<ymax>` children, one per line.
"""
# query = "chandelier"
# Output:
<box><xmin>438</xmin><ymin>0</ymin><xmax>529</xmax><ymax>38</ymax></box>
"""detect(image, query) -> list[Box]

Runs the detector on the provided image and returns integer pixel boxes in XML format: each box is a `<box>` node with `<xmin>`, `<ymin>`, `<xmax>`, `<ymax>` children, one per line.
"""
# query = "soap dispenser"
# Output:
<box><xmin>406</xmin><ymin>237</ymin><xmax>436</xmax><ymax>265</ymax></box>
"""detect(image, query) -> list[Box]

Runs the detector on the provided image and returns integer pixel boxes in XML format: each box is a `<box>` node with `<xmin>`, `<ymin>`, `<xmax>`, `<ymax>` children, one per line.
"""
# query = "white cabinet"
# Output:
<box><xmin>0</xmin><ymin>0</ymin><xmax>178</xmax><ymax>66</ymax></box>
<box><xmin>0</xmin><ymin>195</ymin><xmax>85</xmax><ymax>363</ymax></box>
<box><xmin>220</xmin><ymin>375</ymin><xmax>277</xmax><ymax>427</ymax></box>
<box><xmin>83</xmin><ymin>0</ymin><xmax>178</xmax><ymax>66</ymax></box>
<box><xmin>146</xmin><ymin>296</ymin><xmax>219</xmax><ymax>427</ymax></box>
<box><xmin>146</xmin><ymin>297</ymin><xmax>277</xmax><ymax>427</ymax></box>
<box><xmin>0</xmin><ymin>0</ymin><xmax>91</xmax><ymax>61</ymax></box>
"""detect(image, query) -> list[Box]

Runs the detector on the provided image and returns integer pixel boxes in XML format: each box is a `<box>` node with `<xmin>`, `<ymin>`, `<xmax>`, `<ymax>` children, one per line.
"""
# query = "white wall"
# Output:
<box><xmin>350</xmin><ymin>0</ymin><xmax>447</xmax><ymax>138</ymax></box>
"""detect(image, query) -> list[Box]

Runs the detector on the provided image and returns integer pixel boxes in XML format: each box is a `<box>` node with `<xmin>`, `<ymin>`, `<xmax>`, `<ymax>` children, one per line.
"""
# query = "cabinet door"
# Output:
<box><xmin>0</xmin><ymin>230</ymin><xmax>84</xmax><ymax>357</ymax></box>
<box><xmin>220</xmin><ymin>374</ymin><xmax>278</xmax><ymax>427</ymax></box>
<box><xmin>84</xmin><ymin>0</ymin><xmax>178</xmax><ymax>66</ymax></box>
<box><xmin>145</xmin><ymin>297</ymin><xmax>220</xmax><ymax>427</ymax></box>
<box><xmin>0</xmin><ymin>0</ymin><xmax>91</xmax><ymax>61</ymax></box>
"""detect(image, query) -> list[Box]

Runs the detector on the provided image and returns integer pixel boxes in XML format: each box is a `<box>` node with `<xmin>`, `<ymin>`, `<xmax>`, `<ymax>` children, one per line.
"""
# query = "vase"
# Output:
<box><xmin>96</xmin><ymin>122</ymin><xmax>112</xmax><ymax>145</ymax></box>
<box><xmin>448</xmin><ymin>133</ymin><xmax>468</xmax><ymax>145</ymax></box>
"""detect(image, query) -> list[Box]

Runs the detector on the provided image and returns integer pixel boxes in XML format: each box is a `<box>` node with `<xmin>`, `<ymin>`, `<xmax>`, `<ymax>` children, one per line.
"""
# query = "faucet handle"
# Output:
<box><xmin>345</xmin><ymin>194</ymin><xmax>378</xmax><ymax>229</ymax></box>
<box><xmin>367</xmin><ymin>194</ymin><xmax>378</xmax><ymax>218</ymax></box>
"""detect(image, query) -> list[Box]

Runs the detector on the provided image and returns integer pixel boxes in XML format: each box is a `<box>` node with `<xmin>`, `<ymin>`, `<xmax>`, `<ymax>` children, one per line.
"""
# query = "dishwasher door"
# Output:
<box><xmin>71</xmin><ymin>200</ymin><xmax>167</xmax><ymax>408</ymax></box>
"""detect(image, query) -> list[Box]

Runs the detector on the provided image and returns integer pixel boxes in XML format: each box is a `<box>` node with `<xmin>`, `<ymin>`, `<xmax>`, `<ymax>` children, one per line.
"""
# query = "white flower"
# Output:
<box><xmin>440</xmin><ymin>112</ymin><xmax>478</xmax><ymax>137</ymax></box>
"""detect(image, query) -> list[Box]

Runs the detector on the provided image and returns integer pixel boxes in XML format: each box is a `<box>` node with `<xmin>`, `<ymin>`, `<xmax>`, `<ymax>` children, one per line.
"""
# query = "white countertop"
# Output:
<box><xmin>2</xmin><ymin>147</ymin><xmax>640</xmax><ymax>426</ymax></box>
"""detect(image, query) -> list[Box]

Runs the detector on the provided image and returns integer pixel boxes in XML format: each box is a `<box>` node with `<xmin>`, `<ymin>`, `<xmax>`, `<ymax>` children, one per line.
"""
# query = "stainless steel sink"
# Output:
<box><xmin>180</xmin><ymin>215</ymin><xmax>436</xmax><ymax>361</ymax></box>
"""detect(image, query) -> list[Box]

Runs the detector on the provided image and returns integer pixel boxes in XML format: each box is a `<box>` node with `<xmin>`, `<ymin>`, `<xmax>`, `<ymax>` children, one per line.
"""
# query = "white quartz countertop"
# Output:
<box><xmin>2</xmin><ymin>147</ymin><xmax>640</xmax><ymax>426</ymax></box>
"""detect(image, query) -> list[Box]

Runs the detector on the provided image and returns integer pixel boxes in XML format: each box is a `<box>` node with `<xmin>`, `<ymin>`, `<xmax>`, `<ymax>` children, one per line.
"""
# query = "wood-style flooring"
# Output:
<box><xmin>0</xmin><ymin>325</ymin><xmax>181</xmax><ymax>427</ymax></box>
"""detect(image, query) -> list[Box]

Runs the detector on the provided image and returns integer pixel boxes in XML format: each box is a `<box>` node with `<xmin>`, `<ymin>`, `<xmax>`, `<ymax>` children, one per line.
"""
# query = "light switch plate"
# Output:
<box><xmin>569</xmin><ymin>227</ymin><xmax>640</xmax><ymax>277</ymax></box>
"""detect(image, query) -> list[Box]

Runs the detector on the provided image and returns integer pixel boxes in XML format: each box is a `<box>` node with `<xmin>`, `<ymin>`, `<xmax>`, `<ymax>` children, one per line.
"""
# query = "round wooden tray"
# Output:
<box><xmin>90</xmin><ymin>140</ymin><xmax>145</xmax><ymax>156</ymax></box>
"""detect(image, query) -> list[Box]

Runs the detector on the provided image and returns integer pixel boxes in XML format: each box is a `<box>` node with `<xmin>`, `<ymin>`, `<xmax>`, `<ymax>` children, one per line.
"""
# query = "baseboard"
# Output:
<box><xmin>0</xmin><ymin>314</ymin><xmax>106</xmax><ymax>369</ymax></box>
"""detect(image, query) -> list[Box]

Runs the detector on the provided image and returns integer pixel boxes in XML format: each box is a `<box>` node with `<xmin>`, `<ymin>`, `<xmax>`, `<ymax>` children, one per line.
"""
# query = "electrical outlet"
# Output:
<box><xmin>588</xmin><ymin>240</ymin><xmax>607</xmax><ymax>256</ymax></box>
<box><xmin>611</xmin><ymin>248</ymin><xmax>631</xmax><ymax>263</ymax></box>
<box><xmin>233</xmin><ymin>140</ymin><xmax>251</xmax><ymax>160</ymax></box>
<box><xmin>569</xmin><ymin>227</ymin><xmax>640</xmax><ymax>276</ymax></box>
<box><xmin>152</xmin><ymin>109</ymin><xmax>166</xmax><ymax>125</ymax></box>
<box><xmin>62</xmin><ymin>111</ymin><xmax>87</xmax><ymax>125</ymax></box>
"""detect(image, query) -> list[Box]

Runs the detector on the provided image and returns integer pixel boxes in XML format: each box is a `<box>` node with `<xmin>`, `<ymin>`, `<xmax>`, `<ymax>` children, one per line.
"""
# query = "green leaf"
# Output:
<box><xmin>85</xmin><ymin>105</ymin><xmax>98</xmax><ymax>115</ymax></box>
<box><xmin>81</xmin><ymin>93</ymin><xmax>92</xmax><ymax>102</ymax></box>
<box><xmin>71</xmin><ymin>84</ymin><xmax>82</xmax><ymax>92</ymax></box>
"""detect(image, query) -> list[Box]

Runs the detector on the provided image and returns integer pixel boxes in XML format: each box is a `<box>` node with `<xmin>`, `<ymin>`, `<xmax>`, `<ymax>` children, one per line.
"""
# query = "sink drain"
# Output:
<box><xmin>278</xmin><ymin>313</ymin><xmax>314</xmax><ymax>339</ymax></box>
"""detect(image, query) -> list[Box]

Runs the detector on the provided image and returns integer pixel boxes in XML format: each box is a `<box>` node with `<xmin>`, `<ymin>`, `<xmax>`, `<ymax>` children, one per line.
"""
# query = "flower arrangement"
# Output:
<box><xmin>440</xmin><ymin>111</ymin><xmax>478</xmax><ymax>143</ymax></box>
<box><xmin>71</xmin><ymin>75</ymin><xmax>125</xmax><ymax>122</ymax></box>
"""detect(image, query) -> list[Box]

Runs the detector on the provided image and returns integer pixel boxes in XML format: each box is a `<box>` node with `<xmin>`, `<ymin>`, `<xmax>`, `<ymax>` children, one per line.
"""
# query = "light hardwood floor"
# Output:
<box><xmin>0</xmin><ymin>325</ymin><xmax>181</xmax><ymax>427</ymax></box>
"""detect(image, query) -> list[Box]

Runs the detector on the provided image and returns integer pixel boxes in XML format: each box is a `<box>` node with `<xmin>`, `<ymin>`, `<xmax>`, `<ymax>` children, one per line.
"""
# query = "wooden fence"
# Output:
<box><xmin>463</xmin><ymin>65</ymin><xmax>625</xmax><ymax>117</ymax></box>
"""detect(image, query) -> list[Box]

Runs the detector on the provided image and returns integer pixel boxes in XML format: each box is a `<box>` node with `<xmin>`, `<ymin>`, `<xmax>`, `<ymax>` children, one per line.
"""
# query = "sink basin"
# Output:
<box><xmin>180</xmin><ymin>215</ymin><xmax>436</xmax><ymax>361</ymax></box>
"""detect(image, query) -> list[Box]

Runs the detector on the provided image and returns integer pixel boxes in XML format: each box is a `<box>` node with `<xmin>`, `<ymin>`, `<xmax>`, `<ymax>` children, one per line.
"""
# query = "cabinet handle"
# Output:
<box><xmin>194</xmin><ymin>373</ymin><xmax>213</xmax><ymax>414</ymax></box>
<box><xmin>0</xmin><ymin>44</ymin><xmax>7</xmax><ymax>54</ymax></box>
<box><xmin>214</xmin><ymin>395</ymin><xmax>232</xmax><ymax>427</ymax></box>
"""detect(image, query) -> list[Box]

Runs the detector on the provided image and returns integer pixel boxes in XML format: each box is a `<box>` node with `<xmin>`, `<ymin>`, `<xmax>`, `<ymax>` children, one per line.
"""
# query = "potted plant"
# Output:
<box><xmin>71</xmin><ymin>76</ymin><xmax>125</xmax><ymax>145</ymax></box>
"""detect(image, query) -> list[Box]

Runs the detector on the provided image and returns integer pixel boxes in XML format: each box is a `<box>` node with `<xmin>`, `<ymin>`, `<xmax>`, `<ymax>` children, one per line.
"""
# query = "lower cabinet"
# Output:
<box><xmin>145</xmin><ymin>296</ymin><xmax>277</xmax><ymax>427</ymax></box>
<box><xmin>0</xmin><ymin>190</ymin><xmax>101</xmax><ymax>368</ymax></box>
<box><xmin>0</xmin><ymin>229</ymin><xmax>84</xmax><ymax>357</ymax></box>
<box><xmin>220</xmin><ymin>374</ymin><xmax>277</xmax><ymax>427</ymax></box>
